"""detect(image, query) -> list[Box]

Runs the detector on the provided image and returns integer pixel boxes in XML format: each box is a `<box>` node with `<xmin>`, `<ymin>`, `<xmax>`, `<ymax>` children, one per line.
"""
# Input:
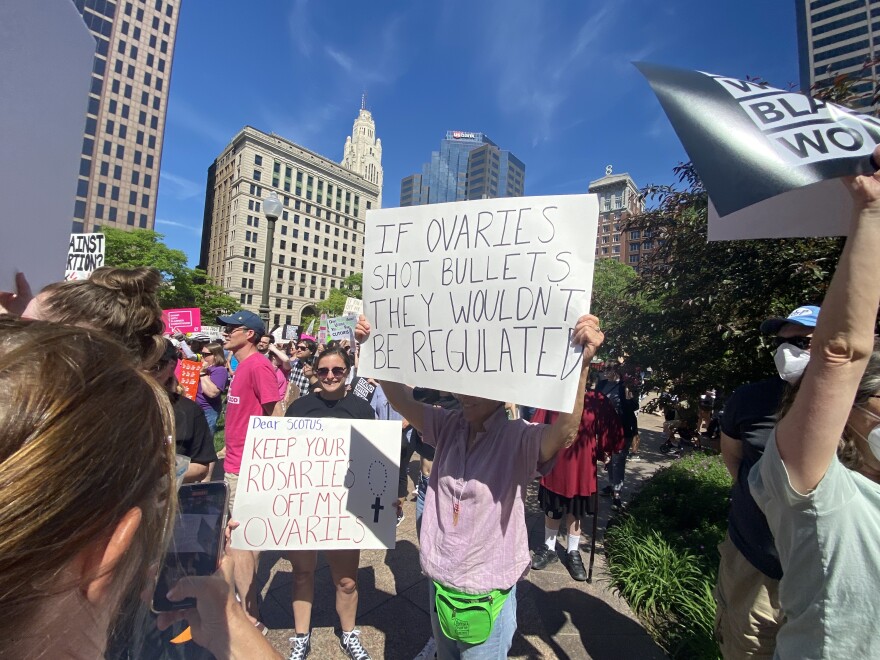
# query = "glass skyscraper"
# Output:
<box><xmin>400</xmin><ymin>130</ymin><xmax>525</xmax><ymax>206</ymax></box>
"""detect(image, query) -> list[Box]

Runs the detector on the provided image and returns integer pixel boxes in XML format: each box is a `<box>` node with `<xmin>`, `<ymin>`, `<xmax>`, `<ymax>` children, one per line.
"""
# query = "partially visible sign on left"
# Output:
<box><xmin>64</xmin><ymin>233</ymin><xmax>105</xmax><ymax>280</ymax></box>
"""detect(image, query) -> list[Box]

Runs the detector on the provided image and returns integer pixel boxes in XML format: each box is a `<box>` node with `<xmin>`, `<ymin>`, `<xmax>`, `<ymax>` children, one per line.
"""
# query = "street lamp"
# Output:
<box><xmin>259</xmin><ymin>191</ymin><xmax>283</xmax><ymax>329</ymax></box>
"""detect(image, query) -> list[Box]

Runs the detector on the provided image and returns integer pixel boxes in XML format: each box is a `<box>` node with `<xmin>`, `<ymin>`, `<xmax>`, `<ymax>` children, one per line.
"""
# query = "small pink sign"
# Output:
<box><xmin>162</xmin><ymin>307</ymin><xmax>202</xmax><ymax>334</ymax></box>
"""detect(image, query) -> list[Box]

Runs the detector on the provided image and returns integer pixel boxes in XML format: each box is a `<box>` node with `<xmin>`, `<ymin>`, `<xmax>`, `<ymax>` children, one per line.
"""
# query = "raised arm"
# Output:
<box><xmin>539</xmin><ymin>315</ymin><xmax>604</xmax><ymax>464</ymax></box>
<box><xmin>268</xmin><ymin>343</ymin><xmax>291</xmax><ymax>373</ymax></box>
<box><xmin>354</xmin><ymin>315</ymin><xmax>430</xmax><ymax>433</ymax></box>
<box><xmin>776</xmin><ymin>162</ymin><xmax>880</xmax><ymax>493</ymax></box>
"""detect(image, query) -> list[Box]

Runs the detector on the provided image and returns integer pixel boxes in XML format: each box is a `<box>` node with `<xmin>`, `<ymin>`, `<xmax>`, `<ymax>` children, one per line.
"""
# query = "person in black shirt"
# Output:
<box><xmin>153</xmin><ymin>339</ymin><xmax>217</xmax><ymax>483</ymax></box>
<box><xmin>285</xmin><ymin>347</ymin><xmax>375</xmax><ymax>660</ymax></box>
<box><xmin>714</xmin><ymin>305</ymin><xmax>819</xmax><ymax>659</ymax></box>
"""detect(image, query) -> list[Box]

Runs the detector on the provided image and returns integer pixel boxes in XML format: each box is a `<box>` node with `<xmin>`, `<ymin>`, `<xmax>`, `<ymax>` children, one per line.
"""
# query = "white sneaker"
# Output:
<box><xmin>413</xmin><ymin>636</ymin><xmax>437</xmax><ymax>660</ymax></box>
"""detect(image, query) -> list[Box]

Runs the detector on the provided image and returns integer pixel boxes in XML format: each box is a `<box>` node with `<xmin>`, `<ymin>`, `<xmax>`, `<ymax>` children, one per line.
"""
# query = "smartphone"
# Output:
<box><xmin>152</xmin><ymin>481</ymin><xmax>229</xmax><ymax>612</ymax></box>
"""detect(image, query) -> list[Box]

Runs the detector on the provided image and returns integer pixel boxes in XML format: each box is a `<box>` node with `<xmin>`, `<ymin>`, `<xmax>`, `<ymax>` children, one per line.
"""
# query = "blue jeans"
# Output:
<box><xmin>202</xmin><ymin>407</ymin><xmax>219</xmax><ymax>436</ymax></box>
<box><xmin>610</xmin><ymin>435</ymin><xmax>634</xmax><ymax>493</ymax></box>
<box><xmin>430</xmin><ymin>582</ymin><xmax>517</xmax><ymax>660</ymax></box>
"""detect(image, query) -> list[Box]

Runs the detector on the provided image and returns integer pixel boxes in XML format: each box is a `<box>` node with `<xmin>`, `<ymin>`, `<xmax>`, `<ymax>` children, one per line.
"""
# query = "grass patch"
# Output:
<box><xmin>605</xmin><ymin>452</ymin><xmax>731</xmax><ymax>659</ymax></box>
<box><xmin>213</xmin><ymin>410</ymin><xmax>225</xmax><ymax>454</ymax></box>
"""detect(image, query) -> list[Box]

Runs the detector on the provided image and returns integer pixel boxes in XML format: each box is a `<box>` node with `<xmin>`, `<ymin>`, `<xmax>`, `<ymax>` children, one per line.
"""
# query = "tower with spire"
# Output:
<box><xmin>342</xmin><ymin>94</ymin><xmax>383</xmax><ymax>206</ymax></box>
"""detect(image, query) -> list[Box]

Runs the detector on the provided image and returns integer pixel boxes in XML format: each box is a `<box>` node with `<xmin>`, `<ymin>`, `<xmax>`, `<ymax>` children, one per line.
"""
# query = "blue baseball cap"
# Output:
<box><xmin>760</xmin><ymin>305</ymin><xmax>820</xmax><ymax>334</ymax></box>
<box><xmin>217</xmin><ymin>310</ymin><xmax>265</xmax><ymax>335</ymax></box>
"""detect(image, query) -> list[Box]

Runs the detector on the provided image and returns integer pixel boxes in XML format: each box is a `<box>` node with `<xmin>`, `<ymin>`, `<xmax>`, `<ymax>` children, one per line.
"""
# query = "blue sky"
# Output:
<box><xmin>155</xmin><ymin>0</ymin><xmax>800</xmax><ymax>266</ymax></box>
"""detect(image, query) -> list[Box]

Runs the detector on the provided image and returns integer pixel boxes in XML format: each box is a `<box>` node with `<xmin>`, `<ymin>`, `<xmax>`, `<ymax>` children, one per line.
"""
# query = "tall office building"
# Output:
<box><xmin>400</xmin><ymin>130</ymin><xmax>525</xmax><ymax>206</ymax></box>
<box><xmin>71</xmin><ymin>0</ymin><xmax>181</xmax><ymax>233</ymax></box>
<box><xmin>199</xmin><ymin>112</ymin><xmax>381</xmax><ymax>327</ymax></box>
<box><xmin>588</xmin><ymin>168</ymin><xmax>648</xmax><ymax>270</ymax></box>
<box><xmin>795</xmin><ymin>0</ymin><xmax>880</xmax><ymax>109</ymax></box>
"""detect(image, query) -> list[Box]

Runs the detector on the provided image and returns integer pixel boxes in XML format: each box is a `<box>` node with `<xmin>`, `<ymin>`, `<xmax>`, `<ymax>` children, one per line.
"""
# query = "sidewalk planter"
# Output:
<box><xmin>605</xmin><ymin>453</ymin><xmax>731</xmax><ymax>660</ymax></box>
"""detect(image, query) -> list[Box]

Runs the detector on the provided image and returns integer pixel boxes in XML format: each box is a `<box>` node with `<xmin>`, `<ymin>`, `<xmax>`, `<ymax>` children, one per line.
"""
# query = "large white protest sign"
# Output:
<box><xmin>231</xmin><ymin>417</ymin><xmax>401</xmax><ymax>551</ymax></box>
<box><xmin>0</xmin><ymin>0</ymin><xmax>94</xmax><ymax>293</ymax></box>
<box><xmin>65</xmin><ymin>233</ymin><xmax>105</xmax><ymax>280</ymax></box>
<box><xmin>636</xmin><ymin>62</ymin><xmax>879</xmax><ymax>240</ymax></box>
<box><xmin>359</xmin><ymin>195</ymin><xmax>597</xmax><ymax>412</ymax></box>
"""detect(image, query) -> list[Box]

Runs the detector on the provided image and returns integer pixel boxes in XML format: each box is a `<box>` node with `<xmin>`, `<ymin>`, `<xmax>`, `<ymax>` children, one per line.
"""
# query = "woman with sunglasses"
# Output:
<box><xmin>747</xmin><ymin>158</ymin><xmax>880</xmax><ymax>657</ymax></box>
<box><xmin>283</xmin><ymin>346</ymin><xmax>376</xmax><ymax>660</ymax></box>
<box><xmin>197</xmin><ymin>342</ymin><xmax>229</xmax><ymax>435</ymax></box>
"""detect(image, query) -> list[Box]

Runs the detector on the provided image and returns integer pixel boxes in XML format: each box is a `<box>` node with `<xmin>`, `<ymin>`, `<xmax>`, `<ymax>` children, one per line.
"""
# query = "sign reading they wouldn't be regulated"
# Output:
<box><xmin>230</xmin><ymin>417</ymin><xmax>401</xmax><ymax>551</ymax></box>
<box><xmin>358</xmin><ymin>195</ymin><xmax>598</xmax><ymax>412</ymax></box>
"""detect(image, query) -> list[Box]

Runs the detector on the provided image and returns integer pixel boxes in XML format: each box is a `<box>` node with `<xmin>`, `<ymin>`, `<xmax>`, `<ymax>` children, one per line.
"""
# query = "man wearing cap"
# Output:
<box><xmin>714</xmin><ymin>305</ymin><xmax>820</xmax><ymax>659</ymax></box>
<box><xmin>217</xmin><ymin>309</ymin><xmax>282</xmax><ymax>629</ymax></box>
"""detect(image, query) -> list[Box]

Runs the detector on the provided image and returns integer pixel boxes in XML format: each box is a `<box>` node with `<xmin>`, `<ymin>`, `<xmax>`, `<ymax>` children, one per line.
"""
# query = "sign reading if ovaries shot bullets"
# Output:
<box><xmin>358</xmin><ymin>195</ymin><xmax>598</xmax><ymax>412</ymax></box>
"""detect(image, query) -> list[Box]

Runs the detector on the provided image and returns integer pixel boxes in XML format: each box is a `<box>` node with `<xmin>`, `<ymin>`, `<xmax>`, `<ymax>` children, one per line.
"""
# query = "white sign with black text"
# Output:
<box><xmin>359</xmin><ymin>195</ymin><xmax>598</xmax><ymax>412</ymax></box>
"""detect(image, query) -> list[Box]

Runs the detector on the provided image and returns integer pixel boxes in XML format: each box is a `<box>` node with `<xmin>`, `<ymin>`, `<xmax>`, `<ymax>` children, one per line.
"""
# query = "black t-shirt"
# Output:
<box><xmin>721</xmin><ymin>377</ymin><xmax>787</xmax><ymax>580</ymax></box>
<box><xmin>286</xmin><ymin>391</ymin><xmax>376</xmax><ymax>420</ymax></box>
<box><xmin>172</xmin><ymin>394</ymin><xmax>218</xmax><ymax>466</ymax></box>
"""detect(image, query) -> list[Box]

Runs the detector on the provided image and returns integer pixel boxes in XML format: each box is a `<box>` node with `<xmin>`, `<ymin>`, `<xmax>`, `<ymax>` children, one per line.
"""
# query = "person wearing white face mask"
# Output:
<box><xmin>713</xmin><ymin>304</ymin><xmax>819</xmax><ymax>659</ymax></box>
<box><xmin>748</xmin><ymin>163</ymin><xmax>880</xmax><ymax>658</ymax></box>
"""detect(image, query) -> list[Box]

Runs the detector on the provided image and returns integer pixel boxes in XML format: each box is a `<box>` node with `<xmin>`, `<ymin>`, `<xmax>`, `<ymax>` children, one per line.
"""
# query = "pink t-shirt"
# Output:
<box><xmin>419</xmin><ymin>405</ymin><xmax>550</xmax><ymax>593</ymax></box>
<box><xmin>274</xmin><ymin>366</ymin><xmax>288</xmax><ymax>399</ymax></box>
<box><xmin>224</xmin><ymin>352</ymin><xmax>280</xmax><ymax>474</ymax></box>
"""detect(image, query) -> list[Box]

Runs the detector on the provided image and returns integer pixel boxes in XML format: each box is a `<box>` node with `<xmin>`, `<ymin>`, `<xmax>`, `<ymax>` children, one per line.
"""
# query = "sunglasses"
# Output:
<box><xmin>773</xmin><ymin>336</ymin><xmax>812</xmax><ymax>350</ymax></box>
<box><xmin>201</xmin><ymin>352</ymin><xmax>212</xmax><ymax>357</ymax></box>
<box><xmin>296</xmin><ymin>345</ymin><xmax>309</xmax><ymax>350</ymax></box>
<box><xmin>315</xmin><ymin>366</ymin><xmax>347</xmax><ymax>378</ymax></box>
<box><xmin>224</xmin><ymin>326</ymin><xmax>246</xmax><ymax>335</ymax></box>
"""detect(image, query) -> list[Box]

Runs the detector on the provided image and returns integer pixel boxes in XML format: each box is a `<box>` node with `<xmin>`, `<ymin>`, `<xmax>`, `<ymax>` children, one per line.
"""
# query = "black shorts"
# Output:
<box><xmin>538</xmin><ymin>485</ymin><xmax>597</xmax><ymax>520</ymax></box>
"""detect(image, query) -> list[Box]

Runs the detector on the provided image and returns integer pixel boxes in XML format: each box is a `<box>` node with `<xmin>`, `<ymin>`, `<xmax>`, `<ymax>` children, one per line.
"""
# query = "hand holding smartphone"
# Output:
<box><xmin>152</xmin><ymin>481</ymin><xmax>229</xmax><ymax>612</ymax></box>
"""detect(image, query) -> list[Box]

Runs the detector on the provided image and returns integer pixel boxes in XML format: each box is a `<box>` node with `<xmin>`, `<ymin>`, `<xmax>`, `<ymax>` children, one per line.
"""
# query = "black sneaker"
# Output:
<box><xmin>612</xmin><ymin>495</ymin><xmax>623</xmax><ymax>511</ymax></box>
<box><xmin>340</xmin><ymin>629</ymin><xmax>372</xmax><ymax>660</ymax></box>
<box><xmin>565</xmin><ymin>550</ymin><xmax>588</xmax><ymax>581</ymax></box>
<box><xmin>531</xmin><ymin>544</ymin><xmax>559</xmax><ymax>570</ymax></box>
<box><xmin>289</xmin><ymin>633</ymin><xmax>311</xmax><ymax>660</ymax></box>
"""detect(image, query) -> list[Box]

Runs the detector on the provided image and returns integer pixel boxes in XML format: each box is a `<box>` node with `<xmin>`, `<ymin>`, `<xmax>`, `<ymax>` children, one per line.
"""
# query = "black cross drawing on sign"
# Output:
<box><xmin>371</xmin><ymin>496</ymin><xmax>384</xmax><ymax>523</ymax></box>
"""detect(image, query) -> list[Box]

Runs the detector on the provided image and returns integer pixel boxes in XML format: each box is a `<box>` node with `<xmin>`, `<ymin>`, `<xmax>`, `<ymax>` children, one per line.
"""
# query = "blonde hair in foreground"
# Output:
<box><xmin>0</xmin><ymin>317</ymin><xmax>176</xmax><ymax>653</ymax></box>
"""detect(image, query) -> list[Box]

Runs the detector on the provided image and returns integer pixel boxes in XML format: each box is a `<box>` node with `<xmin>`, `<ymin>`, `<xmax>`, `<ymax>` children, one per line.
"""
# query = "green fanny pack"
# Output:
<box><xmin>433</xmin><ymin>581</ymin><xmax>511</xmax><ymax>645</ymax></box>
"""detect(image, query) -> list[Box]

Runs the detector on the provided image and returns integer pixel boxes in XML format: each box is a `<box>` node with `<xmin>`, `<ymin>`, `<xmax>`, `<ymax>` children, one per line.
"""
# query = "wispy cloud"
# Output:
<box><xmin>288</xmin><ymin>0</ymin><xmax>315</xmax><ymax>57</ymax></box>
<box><xmin>259</xmin><ymin>102</ymin><xmax>342</xmax><ymax>152</ymax></box>
<box><xmin>167</xmin><ymin>99</ymin><xmax>231</xmax><ymax>146</ymax></box>
<box><xmin>156</xmin><ymin>218</ymin><xmax>202</xmax><ymax>234</ymax></box>
<box><xmin>325</xmin><ymin>46</ymin><xmax>354</xmax><ymax>73</ymax></box>
<box><xmin>480</xmin><ymin>0</ymin><xmax>652</xmax><ymax>145</ymax></box>
<box><xmin>160</xmin><ymin>171</ymin><xmax>202</xmax><ymax>200</ymax></box>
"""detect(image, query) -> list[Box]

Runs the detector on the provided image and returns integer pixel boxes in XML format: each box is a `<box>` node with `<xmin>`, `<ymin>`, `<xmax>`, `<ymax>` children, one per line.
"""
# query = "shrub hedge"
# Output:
<box><xmin>605</xmin><ymin>452</ymin><xmax>732</xmax><ymax>659</ymax></box>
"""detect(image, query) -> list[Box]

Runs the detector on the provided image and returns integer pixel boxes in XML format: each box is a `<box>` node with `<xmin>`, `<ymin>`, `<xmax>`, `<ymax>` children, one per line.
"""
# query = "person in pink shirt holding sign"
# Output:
<box><xmin>354</xmin><ymin>313</ymin><xmax>604</xmax><ymax>659</ymax></box>
<box><xmin>217</xmin><ymin>309</ymin><xmax>282</xmax><ymax>632</ymax></box>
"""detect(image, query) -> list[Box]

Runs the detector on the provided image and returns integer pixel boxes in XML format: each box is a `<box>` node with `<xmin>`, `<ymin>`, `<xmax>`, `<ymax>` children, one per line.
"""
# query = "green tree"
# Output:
<box><xmin>101</xmin><ymin>227</ymin><xmax>238</xmax><ymax>319</ymax></box>
<box><xmin>301</xmin><ymin>272</ymin><xmax>364</xmax><ymax>329</ymax></box>
<box><xmin>616</xmin><ymin>163</ymin><xmax>842</xmax><ymax>405</ymax></box>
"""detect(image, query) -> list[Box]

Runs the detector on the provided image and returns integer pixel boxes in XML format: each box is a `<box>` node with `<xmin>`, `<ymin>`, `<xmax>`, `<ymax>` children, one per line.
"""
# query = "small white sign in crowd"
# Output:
<box><xmin>231</xmin><ymin>417</ymin><xmax>401</xmax><ymax>550</ymax></box>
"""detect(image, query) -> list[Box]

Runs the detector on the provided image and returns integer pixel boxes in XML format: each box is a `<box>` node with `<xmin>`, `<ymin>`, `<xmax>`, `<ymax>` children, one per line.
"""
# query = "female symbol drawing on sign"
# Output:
<box><xmin>367</xmin><ymin>460</ymin><xmax>388</xmax><ymax>523</ymax></box>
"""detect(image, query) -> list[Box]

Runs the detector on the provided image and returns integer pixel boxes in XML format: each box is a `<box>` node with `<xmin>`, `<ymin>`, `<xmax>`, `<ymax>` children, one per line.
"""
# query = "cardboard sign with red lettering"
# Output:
<box><xmin>163</xmin><ymin>308</ymin><xmax>202</xmax><ymax>334</ymax></box>
<box><xmin>230</xmin><ymin>417</ymin><xmax>401</xmax><ymax>550</ymax></box>
<box><xmin>178</xmin><ymin>359</ymin><xmax>201</xmax><ymax>401</ymax></box>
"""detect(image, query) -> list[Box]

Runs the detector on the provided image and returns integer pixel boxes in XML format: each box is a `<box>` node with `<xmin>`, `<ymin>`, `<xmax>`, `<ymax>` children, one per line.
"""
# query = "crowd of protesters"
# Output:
<box><xmin>2</xmin><ymin>157</ymin><xmax>880</xmax><ymax>660</ymax></box>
